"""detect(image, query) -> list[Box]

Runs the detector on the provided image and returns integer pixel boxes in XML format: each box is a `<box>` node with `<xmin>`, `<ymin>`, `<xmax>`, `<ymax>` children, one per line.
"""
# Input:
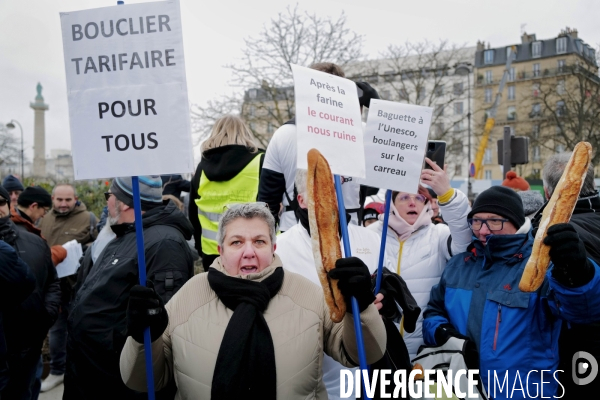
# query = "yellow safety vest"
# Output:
<box><xmin>196</xmin><ymin>153</ymin><xmax>262</xmax><ymax>255</ymax></box>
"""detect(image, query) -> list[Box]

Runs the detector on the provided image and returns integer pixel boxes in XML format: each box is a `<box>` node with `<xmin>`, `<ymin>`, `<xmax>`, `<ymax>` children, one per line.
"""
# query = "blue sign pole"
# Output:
<box><xmin>374</xmin><ymin>190</ymin><xmax>392</xmax><ymax>294</ymax></box>
<box><xmin>333</xmin><ymin>175</ymin><xmax>370</xmax><ymax>400</ymax></box>
<box><xmin>131</xmin><ymin>176</ymin><xmax>156</xmax><ymax>400</ymax></box>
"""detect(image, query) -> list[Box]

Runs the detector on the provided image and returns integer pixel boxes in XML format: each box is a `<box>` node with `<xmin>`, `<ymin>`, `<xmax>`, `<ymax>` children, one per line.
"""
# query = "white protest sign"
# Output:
<box><xmin>291</xmin><ymin>64</ymin><xmax>365</xmax><ymax>178</ymax></box>
<box><xmin>363</xmin><ymin>99</ymin><xmax>433</xmax><ymax>193</ymax></box>
<box><xmin>60</xmin><ymin>1</ymin><xmax>194</xmax><ymax>180</ymax></box>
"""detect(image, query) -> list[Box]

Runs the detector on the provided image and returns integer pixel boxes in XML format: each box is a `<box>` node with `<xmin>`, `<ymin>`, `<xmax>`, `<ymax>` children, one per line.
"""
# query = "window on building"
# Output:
<box><xmin>247</xmin><ymin>105</ymin><xmax>255</xmax><ymax>116</ymax></box>
<box><xmin>532</xmin><ymin>83</ymin><xmax>540</xmax><ymax>97</ymax></box>
<box><xmin>286</xmin><ymin>89</ymin><xmax>294</xmax><ymax>98</ymax></box>
<box><xmin>249</xmin><ymin>122</ymin><xmax>256</xmax><ymax>131</ymax></box>
<box><xmin>556</xmin><ymin>37</ymin><xmax>567</xmax><ymax>54</ymax></box>
<box><xmin>485</xmin><ymin>70</ymin><xmax>493</xmax><ymax>84</ymax></box>
<box><xmin>434</xmin><ymin>85</ymin><xmax>444</xmax><ymax>96</ymax></box>
<box><xmin>508</xmin><ymin>67</ymin><xmax>515</xmax><ymax>82</ymax></box>
<box><xmin>533</xmin><ymin>146</ymin><xmax>541</xmax><ymax>161</ymax></box>
<box><xmin>434</xmin><ymin>104</ymin><xmax>445</xmax><ymax>117</ymax></box>
<box><xmin>453</xmin><ymin>120</ymin><xmax>463</xmax><ymax>133</ymax></box>
<box><xmin>432</xmin><ymin>122</ymin><xmax>445</xmax><ymax>137</ymax></box>
<box><xmin>380</xmin><ymin>90</ymin><xmax>391</xmax><ymax>100</ymax></box>
<box><xmin>557</xmin><ymin>59</ymin><xmax>566</xmax><ymax>72</ymax></box>
<box><xmin>530</xmin><ymin>103</ymin><xmax>541</xmax><ymax>118</ymax></box>
<box><xmin>384</xmin><ymin>71</ymin><xmax>395</xmax><ymax>82</ymax></box>
<box><xmin>556</xmin><ymin>100</ymin><xmax>566</xmax><ymax>116</ymax></box>
<box><xmin>533</xmin><ymin>63</ymin><xmax>541</xmax><ymax>77</ymax></box>
<box><xmin>454</xmin><ymin>102</ymin><xmax>464</xmax><ymax>115</ymax></box>
<box><xmin>507</xmin><ymin>85</ymin><xmax>516</xmax><ymax>100</ymax></box>
<box><xmin>506</xmin><ymin>46</ymin><xmax>515</xmax><ymax>59</ymax></box>
<box><xmin>417</xmin><ymin>87</ymin><xmax>426</xmax><ymax>102</ymax></box>
<box><xmin>484</xmin><ymin>149</ymin><xmax>493</xmax><ymax>164</ymax></box>
<box><xmin>555</xmin><ymin>144</ymin><xmax>565</xmax><ymax>153</ymax></box>
<box><xmin>532</xmin><ymin>41</ymin><xmax>542</xmax><ymax>58</ymax></box>
<box><xmin>485</xmin><ymin>170</ymin><xmax>493</xmax><ymax>179</ymax></box>
<box><xmin>555</xmin><ymin>125</ymin><xmax>563</xmax><ymax>136</ymax></box>
<box><xmin>532</xmin><ymin>124</ymin><xmax>540</xmax><ymax>139</ymax></box>
<box><xmin>453</xmin><ymin>83</ymin><xmax>464</xmax><ymax>96</ymax></box>
<box><xmin>557</xmin><ymin>80</ymin><xmax>565</xmax><ymax>95</ymax></box>
<box><xmin>455</xmin><ymin>164</ymin><xmax>462</xmax><ymax>176</ymax></box>
<box><xmin>484</xmin><ymin>50</ymin><xmax>495</xmax><ymax>64</ymax></box>
<box><xmin>267</xmin><ymin>122</ymin><xmax>274</xmax><ymax>134</ymax></box>
<box><xmin>484</xmin><ymin>88</ymin><xmax>492</xmax><ymax>103</ymax></box>
<box><xmin>399</xmin><ymin>89</ymin><xmax>408</xmax><ymax>100</ymax></box>
<box><xmin>507</xmin><ymin>106</ymin><xmax>516</xmax><ymax>120</ymax></box>
<box><xmin>248</xmin><ymin>89</ymin><xmax>257</xmax><ymax>99</ymax></box>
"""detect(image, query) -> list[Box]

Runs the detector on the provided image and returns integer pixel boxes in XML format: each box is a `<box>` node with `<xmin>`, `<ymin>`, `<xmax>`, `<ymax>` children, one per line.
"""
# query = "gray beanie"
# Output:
<box><xmin>518</xmin><ymin>190</ymin><xmax>545</xmax><ymax>217</ymax></box>
<box><xmin>110</xmin><ymin>176</ymin><xmax>163</xmax><ymax>211</ymax></box>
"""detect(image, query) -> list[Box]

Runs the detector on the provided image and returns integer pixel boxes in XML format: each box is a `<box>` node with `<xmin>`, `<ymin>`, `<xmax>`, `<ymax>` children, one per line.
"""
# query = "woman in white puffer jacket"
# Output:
<box><xmin>368</xmin><ymin>159</ymin><xmax>471</xmax><ymax>359</ymax></box>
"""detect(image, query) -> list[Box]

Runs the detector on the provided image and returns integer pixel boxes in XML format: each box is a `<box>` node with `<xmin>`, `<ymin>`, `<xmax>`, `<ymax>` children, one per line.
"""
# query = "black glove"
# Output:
<box><xmin>434</xmin><ymin>323</ymin><xmax>470</xmax><ymax>345</ymax></box>
<box><xmin>371</xmin><ymin>269</ymin><xmax>421</xmax><ymax>333</ymax></box>
<box><xmin>126</xmin><ymin>283</ymin><xmax>169</xmax><ymax>343</ymax></box>
<box><xmin>328</xmin><ymin>257</ymin><xmax>375</xmax><ymax>313</ymax></box>
<box><xmin>544</xmin><ymin>223</ymin><xmax>594</xmax><ymax>287</ymax></box>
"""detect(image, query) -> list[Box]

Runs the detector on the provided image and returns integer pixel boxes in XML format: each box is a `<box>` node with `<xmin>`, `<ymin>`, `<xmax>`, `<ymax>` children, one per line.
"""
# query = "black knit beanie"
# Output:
<box><xmin>356</xmin><ymin>82</ymin><xmax>380</xmax><ymax>108</ymax></box>
<box><xmin>468</xmin><ymin>186</ymin><xmax>525</xmax><ymax>229</ymax></box>
<box><xmin>0</xmin><ymin>186</ymin><xmax>9</xmax><ymax>202</ymax></box>
<box><xmin>17</xmin><ymin>186</ymin><xmax>52</xmax><ymax>208</ymax></box>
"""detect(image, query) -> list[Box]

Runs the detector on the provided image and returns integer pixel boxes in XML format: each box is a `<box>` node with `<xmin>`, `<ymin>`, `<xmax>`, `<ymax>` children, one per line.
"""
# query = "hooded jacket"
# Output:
<box><xmin>0</xmin><ymin>217</ymin><xmax>60</xmax><ymax>351</ymax></box>
<box><xmin>188</xmin><ymin>145</ymin><xmax>265</xmax><ymax>266</ymax></box>
<box><xmin>0</xmin><ymin>240</ymin><xmax>36</xmax><ymax>391</ymax></box>
<box><xmin>64</xmin><ymin>202</ymin><xmax>194</xmax><ymax>400</ymax></box>
<box><xmin>119</xmin><ymin>255</ymin><xmax>387</xmax><ymax>400</ymax></box>
<box><xmin>40</xmin><ymin>201</ymin><xmax>97</xmax><ymax>247</ymax></box>
<box><xmin>367</xmin><ymin>189</ymin><xmax>471</xmax><ymax>358</ymax></box>
<box><xmin>423</xmin><ymin>222</ymin><xmax>600</xmax><ymax>399</ymax></box>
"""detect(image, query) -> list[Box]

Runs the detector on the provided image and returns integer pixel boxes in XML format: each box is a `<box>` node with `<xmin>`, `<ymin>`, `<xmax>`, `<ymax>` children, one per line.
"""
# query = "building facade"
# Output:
<box><xmin>473</xmin><ymin>28</ymin><xmax>599</xmax><ymax>180</ymax></box>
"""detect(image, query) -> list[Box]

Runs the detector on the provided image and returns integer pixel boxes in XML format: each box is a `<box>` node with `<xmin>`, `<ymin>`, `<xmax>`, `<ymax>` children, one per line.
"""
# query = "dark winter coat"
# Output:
<box><xmin>64</xmin><ymin>202</ymin><xmax>194</xmax><ymax>400</ymax></box>
<box><xmin>0</xmin><ymin>217</ymin><xmax>61</xmax><ymax>352</ymax></box>
<box><xmin>161</xmin><ymin>174</ymin><xmax>191</xmax><ymax>199</ymax></box>
<box><xmin>188</xmin><ymin>145</ymin><xmax>264</xmax><ymax>268</ymax></box>
<box><xmin>532</xmin><ymin>193</ymin><xmax>600</xmax><ymax>397</ymax></box>
<box><xmin>0</xmin><ymin>240</ymin><xmax>36</xmax><ymax>391</ymax></box>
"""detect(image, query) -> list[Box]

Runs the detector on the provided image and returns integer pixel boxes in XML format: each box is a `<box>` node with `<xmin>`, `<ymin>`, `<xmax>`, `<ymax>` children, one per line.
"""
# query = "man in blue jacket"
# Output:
<box><xmin>423</xmin><ymin>186</ymin><xmax>600</xmax><ymax>399</ymax></box>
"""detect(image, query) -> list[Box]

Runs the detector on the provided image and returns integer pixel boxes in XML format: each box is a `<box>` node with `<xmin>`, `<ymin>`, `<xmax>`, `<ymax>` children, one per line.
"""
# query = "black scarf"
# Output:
<box><xmin>208</xmin><ymin>266</ymin><xmax>284</xmax><ymax>400</ymax></box>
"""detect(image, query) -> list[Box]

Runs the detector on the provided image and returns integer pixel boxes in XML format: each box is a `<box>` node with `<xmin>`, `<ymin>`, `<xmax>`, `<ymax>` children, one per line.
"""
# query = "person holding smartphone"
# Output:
<box><xmin>367</xmin><ymin>158</ymin><xmax>472</xmax><ymax>360</ymax></box>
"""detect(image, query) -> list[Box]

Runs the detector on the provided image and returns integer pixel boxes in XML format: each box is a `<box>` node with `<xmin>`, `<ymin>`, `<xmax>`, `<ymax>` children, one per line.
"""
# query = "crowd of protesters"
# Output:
<box><xmin>0</xmin><ymin>61</ymin><xmax>599</xmax><ymax>400</ymax></box>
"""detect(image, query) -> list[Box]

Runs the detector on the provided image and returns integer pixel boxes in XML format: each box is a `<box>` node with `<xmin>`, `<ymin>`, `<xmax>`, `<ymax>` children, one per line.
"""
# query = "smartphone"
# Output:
<box><xmin>424</xmin><ymin>140</ymin><xmax>446</xmax><ymax>170</ymax></box>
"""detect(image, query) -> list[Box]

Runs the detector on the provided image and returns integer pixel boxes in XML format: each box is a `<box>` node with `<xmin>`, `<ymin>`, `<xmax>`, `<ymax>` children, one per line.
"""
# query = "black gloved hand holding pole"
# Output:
<box><xmin>328</xmin><ymin>257</ymin><xmax>375</xmax><ymax>313</ymax></box>
<box><xmin>127</xmin><ymin>283</ymin><xmax>169</xmax><ymax>343</ymax></box>
<box><xmin>544</xmin><ymin>223</ymin><xmax>594</xmax><ymax>288</ymax></box>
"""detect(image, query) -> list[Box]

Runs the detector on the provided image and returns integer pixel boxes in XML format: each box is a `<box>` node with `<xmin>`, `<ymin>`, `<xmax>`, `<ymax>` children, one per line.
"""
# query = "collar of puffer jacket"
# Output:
<box><xmin>209</xmin><ymin>253</ymin><xmax>284</xmax><ymax>281</ymax></box>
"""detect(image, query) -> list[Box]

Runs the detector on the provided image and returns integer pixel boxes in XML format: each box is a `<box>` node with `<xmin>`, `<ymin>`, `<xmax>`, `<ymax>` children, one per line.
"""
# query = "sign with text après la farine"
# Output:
<box><xmin>60</xmin><ymin>0</ymin><xmax>194</xmax><ymax>180</ymax></box>
<box><xmin>363</xmin><ymin>99</ymin><xmax>432</xmax><ymax>193</ymax></box>
<box><xmin>291</xmin><ymin>64</ymin><xmax>365</xmax><ymax>178</ymax></box>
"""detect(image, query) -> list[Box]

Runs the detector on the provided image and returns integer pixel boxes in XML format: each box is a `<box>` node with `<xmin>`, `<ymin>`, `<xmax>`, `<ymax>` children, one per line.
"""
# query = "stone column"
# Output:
<box><xmin>30</xmin><ymin>82</ymin><xmax>48</xmax><ymax>177</ymax></box>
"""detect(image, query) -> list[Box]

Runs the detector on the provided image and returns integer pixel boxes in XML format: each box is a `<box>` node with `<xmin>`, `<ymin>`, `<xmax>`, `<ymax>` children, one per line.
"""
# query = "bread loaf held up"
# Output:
<box><xmin>307</xmin><ymin>148</ymin><xmax>346</xmax><ymax>322</ymax></box>
<box><xmin>519</xmin><ymin>141</ymin><xmax>592</xmax><ymax>292</ymax></box>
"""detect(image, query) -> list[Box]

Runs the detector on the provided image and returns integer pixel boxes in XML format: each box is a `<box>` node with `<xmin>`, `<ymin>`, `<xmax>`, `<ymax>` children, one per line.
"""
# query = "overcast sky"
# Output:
<box><xmin>1</xmin><ymin>0</ymin><xmax>598</xmax><ymax>162</ymax></box>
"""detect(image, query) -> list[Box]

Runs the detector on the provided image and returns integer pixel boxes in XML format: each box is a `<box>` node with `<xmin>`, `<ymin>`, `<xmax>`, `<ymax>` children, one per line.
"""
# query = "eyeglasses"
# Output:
<box><xmin>467</xmin><ymin>218</ymin><xmax>510</xmax><ymax>231</ymax></box>
<box><xmin>0</xmin><ymin>199</ymin><xmax>8</xmax><ymax>207</ymax></box>
<box><xmin>396</xmin><ymin>194</ymin><xmax>427</xmax><ymax>204</ymax></box>
<box><xmin>104</xmin><ymin>192</ymin><xmax>114</xmax><ymax>201</ymax></box>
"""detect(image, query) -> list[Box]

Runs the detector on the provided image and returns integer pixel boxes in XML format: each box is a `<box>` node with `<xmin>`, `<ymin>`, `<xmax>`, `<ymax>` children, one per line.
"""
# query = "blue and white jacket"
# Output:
<box><xmin>423</xmin><ymin>221</ymin><xmax>600</xmax><ymax>399</ymax></box>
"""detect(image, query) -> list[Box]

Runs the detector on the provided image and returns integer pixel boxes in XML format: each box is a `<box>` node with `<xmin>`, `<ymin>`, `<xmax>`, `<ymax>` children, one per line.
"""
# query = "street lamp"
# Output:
<box><xmin>454</xmin><ymin>63</ymin><xmax>473</xmax><ymax>200</ymax></box>
<box><xmin>6</xmin><ymin>120</ymin><xmax>24</xmax><ymax>179</ymax></box>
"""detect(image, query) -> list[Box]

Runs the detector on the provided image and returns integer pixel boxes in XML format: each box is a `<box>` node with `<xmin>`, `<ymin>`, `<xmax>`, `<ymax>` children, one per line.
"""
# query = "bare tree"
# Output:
<box><xmin>0</xmin><ymin>124</ymin><xmax>20</xmax><ymax>168</ymax></box>
<box><xmin>190</xmin><ymin>5</ymin><xmax>365</xmax><ymax>146</ymax></box>
<box><xmin>346</xmin><ymin>41</ymin><xmax>473</xmax><ymax>177</ymax></box>
<box><xmin>533</xmin><ymin>59</ymin><xmax>600</xmax><ymax>165</ymax></box>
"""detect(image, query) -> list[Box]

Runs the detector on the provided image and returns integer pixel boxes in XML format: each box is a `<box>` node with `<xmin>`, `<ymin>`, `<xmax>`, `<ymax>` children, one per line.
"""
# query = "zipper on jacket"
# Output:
<box><xmin>493</xmin><ymin>304</ymin><xmax>502</xmax><ymax>350</ymax></box>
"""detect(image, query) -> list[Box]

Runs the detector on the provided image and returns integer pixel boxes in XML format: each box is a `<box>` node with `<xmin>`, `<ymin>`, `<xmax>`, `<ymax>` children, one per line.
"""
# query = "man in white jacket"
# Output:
<box><xmin>276</xmin><ymin>169</ymin><xmax>385</xmax><ymax>400</ymax></box>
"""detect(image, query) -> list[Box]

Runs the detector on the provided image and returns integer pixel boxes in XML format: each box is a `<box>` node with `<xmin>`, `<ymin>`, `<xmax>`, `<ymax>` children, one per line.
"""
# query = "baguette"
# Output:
<box><xmin>307</xmin><ymin>148</ymin><xmax>346</xmax><ymax>322</ymax></box>
<box><xmin>519</xmin><ymin>141</ymin><xmax>592</xmax><ymax>292</ymax></box>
